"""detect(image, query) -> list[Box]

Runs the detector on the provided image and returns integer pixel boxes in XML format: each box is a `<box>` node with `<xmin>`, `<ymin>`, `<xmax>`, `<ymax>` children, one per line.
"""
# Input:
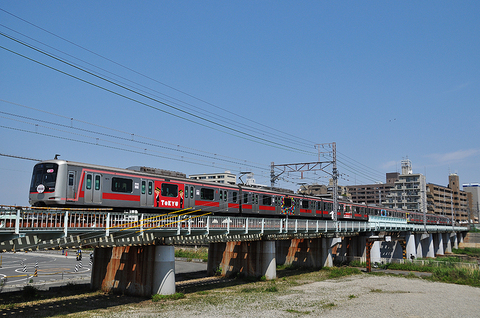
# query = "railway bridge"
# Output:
<box><xmin>0</xmin><ymin>206</ymin><xmax>469</xmax><ymax>296</ymax></box>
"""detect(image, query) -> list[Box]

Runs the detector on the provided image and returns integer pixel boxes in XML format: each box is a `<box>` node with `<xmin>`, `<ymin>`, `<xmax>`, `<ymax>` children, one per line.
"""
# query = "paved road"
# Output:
<box><xmin>0</xmin><ymin>251</ymin><xmax>91</xmax><ymax>291</ymax></box>
<box><xmin>0</xmin><ymin>250</ymin><xmax>207</xmax><ymax>292</ymax></box>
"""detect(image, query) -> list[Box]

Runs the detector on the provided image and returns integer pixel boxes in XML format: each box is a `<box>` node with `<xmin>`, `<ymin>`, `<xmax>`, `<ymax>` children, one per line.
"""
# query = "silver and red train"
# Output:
<box><xmin>29</xmin><ymin>159</ymin><xmax>452</xmax><ymax>225</ymax></box>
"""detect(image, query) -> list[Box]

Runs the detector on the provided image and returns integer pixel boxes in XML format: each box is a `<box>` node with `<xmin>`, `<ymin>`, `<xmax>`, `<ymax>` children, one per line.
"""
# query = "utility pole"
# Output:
<box><xmin>270</xmin><ymin>142</ymin><xmax>337</xmax><ymax>222</ymax></box>
<box><xmin>331</xmin><ymin>142</ymin><xmax>338</xmax><ymax>222</ymax></box>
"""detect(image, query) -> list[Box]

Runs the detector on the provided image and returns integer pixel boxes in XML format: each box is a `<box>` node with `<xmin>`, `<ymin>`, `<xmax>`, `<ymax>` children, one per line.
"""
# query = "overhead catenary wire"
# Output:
<box><xmin>0</xmin><ymin>13</ymin><xmax>388</xmax><ymax>188</ymax></box>
<box><xmin>0</xmin><ymin>31</ymin><xmax>316</xmax><ymax>156</ymax></box>
<box><xmin>0</xmin><ymin>8</ymin><xmax>317</xmax><ymax>148</ymax></box>
<box><xmin>0</xmin><ymin>99</ymin><xmax>267</xmax><ymax>170</ymax></box>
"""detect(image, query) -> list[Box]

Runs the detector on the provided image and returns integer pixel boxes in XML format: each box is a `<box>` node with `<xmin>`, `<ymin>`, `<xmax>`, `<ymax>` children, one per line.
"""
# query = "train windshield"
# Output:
<box><xmin>30</xmin><ymin>163</ymin><xmax>58</xmax><ymax>193</ymax></box>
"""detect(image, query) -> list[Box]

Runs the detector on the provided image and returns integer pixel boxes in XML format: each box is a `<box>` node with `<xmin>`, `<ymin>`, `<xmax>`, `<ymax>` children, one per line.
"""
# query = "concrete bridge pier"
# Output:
<box><xmin>415</xmin><ymin>233</ymin><xmax>423</xmax><ymax>258</ymax></box>
<box><xmin>453</xmin><ymin>232</ymin><xmax>459</xmax><ymax>249</ymax></box>
<box><xmin>153</xmin><ymin>245</ymin><xmax>176</xmax><ymax>295</ymax></box>
<box><xmin>434</xmin><ymin>233</ymin><xmax>444</xmax><ymax>256</ymax></box>
<box><xmin>358</xmin><ymin>235</ymin><xmax>368</xmax><ymax>263</ymax></box>
<box><xmin>370</xmin><ymin>240</ymin><xmax>381</xmax><ymax>264</ymax></box>
<box><xmin>444</xmin><ymin>233</ymin><xmax>452</xmax><ymax>254</ymax></box>
<box><xmin>207</xmin><ymin>240</ymin><xmax>277</xmax><ymax>279</ymax></box>
<box><xmin>276</xmin><ymin>238</ymin><xmax>322</xmax><ymax>268</ymax></box>
<box><xmin>458</xmin><ymin>231</ymin><xmax>465</xmax><ymax>248</ymax></box>
<box><xmin>425</xmin><ymin>233</ymin><xmax>435</xmax><ymax>258</ymax></box>
<box><xmin>321</xmin><ymin>237</ymin><xmax>335</xmax><ymax>267</ymax></box>
<box><xmin>90</xmin><ymin>244</ymin><xmax>176</xmax><ymax>297</ymax></box>
<box><xmin>405</xmin><ymin>232</ymin><xmax>416</xmax><ymax>261</ymax></box>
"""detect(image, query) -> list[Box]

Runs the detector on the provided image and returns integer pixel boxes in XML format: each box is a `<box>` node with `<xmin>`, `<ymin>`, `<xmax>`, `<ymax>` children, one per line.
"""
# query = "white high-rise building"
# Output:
<box><xmin>384</xmin><ymin>159</ymin><xmax>427</xmax><ymax>213</ymax></box>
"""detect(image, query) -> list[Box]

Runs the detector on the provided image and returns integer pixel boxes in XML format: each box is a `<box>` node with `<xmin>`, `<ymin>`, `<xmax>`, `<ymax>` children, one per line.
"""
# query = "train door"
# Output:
<box><xmin>84</xmin><ymin>173</ymin><xmax>102</xmax><ymax>204</ymax></box>
<box><xmin>252</xmin><ymin>193</ymin><xmax>259</xmax><ymax>214</ymax></box>
<box><xmin>67</xmin><ymin>170</ymin><xmax>76</xmax><ymax>201</ymax></box>
<box><xmin>187</xmin><ymin>185</ymin><xmax>195</xmax><ymax>209</ymax></box>
<box><xmin>219</xmin><ymin>189</ymin><xmax>228</xmax><ymax>212</ymax></box>
<box><xmin>140</xmin><ymin>179</ymin><xmax>154</xmax><ymax>207</ymax></box>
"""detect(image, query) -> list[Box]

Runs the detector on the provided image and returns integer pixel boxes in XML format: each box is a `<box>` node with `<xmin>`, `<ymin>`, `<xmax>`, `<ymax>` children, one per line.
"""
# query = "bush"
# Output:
<box><xmin>22</xmin><ymin>285</ymin><xmax>38</xmax><ymax>300</ymax></box>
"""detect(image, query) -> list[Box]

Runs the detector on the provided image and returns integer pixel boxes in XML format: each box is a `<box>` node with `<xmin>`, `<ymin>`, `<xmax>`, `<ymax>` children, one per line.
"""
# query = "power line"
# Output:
<box><xmin>0</xmin><ymin>32</ymin><xmax>315</xmax><ymax>155</ymax></box>
<box><xmin>0</xmin><ymin>12</ymin><xmax>389</xmax><ymax>187</ymax></box>
<box><xmin>0</xmin><ymin>111</ymin><xmax>268</xmax><ymax>171</ymax></box>
<box><xmin>0</xmin><ymin>8</ymin><xmax>317</xmax><ymax>148</ymax></box>
<box><xmin>0</xmin><ymin>153</ymin><xmax>41</xmax><ymax>162</ymax></box>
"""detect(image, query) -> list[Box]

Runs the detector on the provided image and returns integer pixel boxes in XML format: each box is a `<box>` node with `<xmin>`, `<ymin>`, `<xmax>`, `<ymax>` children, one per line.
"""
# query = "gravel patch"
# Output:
<box><xmin>104</xmin><ymin>274</ymin><xmax>480</xmax><ymax>318</ymax></box>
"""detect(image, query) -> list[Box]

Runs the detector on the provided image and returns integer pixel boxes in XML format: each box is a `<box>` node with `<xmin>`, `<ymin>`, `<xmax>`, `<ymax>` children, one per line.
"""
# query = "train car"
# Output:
<box><xmin>29</xmin><ymin>159</ymin><xmax>452</xmax><ymax>225</ymax></box>
<box><xmin>29</xmin><ymin>160</ymin><xmax>240</xmax><ymax>214</ymax></box>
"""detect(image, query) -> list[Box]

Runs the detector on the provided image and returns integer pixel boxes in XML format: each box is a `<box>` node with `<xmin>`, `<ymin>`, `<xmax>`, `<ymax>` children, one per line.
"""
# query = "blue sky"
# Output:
<box><xmin>1</xmin><ymin>1</ymin><xmax>479</xmax><ymax>206</ymax></box>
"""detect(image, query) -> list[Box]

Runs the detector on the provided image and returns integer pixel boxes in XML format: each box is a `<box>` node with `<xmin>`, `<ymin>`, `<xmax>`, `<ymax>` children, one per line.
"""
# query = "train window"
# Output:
<box><xmin>325</xmin><ymin>202</ymin><xmax>332</xmax><ymax>211</ymax></box>
<box><xmin>233</xmin><ymin>192</ymin><xmax>237</xmax><ymax>203</ymax></box>
<box><xmin>68</xmin><ymin>172</ymin><xmax>74</xmax><ymax>186</ymax></box>
<box><xmin>141</xmin><ymin>181</ymin><xmax>146</xmax><ymax>195</ymax></box>
<box><xmin>200</xmin><ymin>188</ymin><xmax>214</xmax><ymax>200</ymax></box>
<box><xmin>30</xmin><ymin>163</ymin><xmax>58</xmax><ymax>192</ymax></box>
<box><xmin>283</xmin><ymin>197</ymin><xmax>292</xmax><ymax>207</ymax></box>
<box><xmin>255</xmin><ymin>194</ymin><xmax>258</xmax><ymax>204</ymax></box>
<box><xmin>190</xmin><ymin>187</ymin><xmax>194</xmax><ymax>198</ymax></box>
<box><xmin>244</xmin><ymin>193</ymin><xmax>249</xmax><ymax>203</ymax></box>
<box><xmin>219</xmin><ymin>191</ymin><xmax>223</xmax><ymax>201</ymax></box>
<box><xmin>262</xmin><ymin>195</ymin><xmax>272</xmax><ymax>206</ymax></box>
<box><xmin>224</xmin><ymin>191</ymin><xmax>227</xmax><ymax>202</ymax></box>
<box><xmin>111</xmin><ymin>177</ymin><xmax>133</xmax><ymax>193</ymax></box>
<box><xmin>148</xmin><ymin>182</ymin><xmax>153</xmax><ymax>195</ymax></box>
<box><xmin>302</xmin><ymin>200</ymin><xmax>309</xmax><ymax>209</ymax></box>
<box><xmin>86</xmin><ymin>174</ymin><xmax>92</xmax><ymax>190</ymax></box>
<box><xmin>161</xmin><ymin>183</ymin><xmax>178</xmax><ymax>197</ymax></box>
<box><xmin>95</xmin><ymin>175</ymin><xmax>101</xmax><ymax>191</ymax></box>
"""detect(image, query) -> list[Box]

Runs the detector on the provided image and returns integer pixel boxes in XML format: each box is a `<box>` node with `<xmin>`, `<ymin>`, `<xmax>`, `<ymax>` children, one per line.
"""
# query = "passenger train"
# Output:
<box><xmin>29</xmin><ymin>159</ymin><xmax>452</xmax><ymax>225</ymax></box>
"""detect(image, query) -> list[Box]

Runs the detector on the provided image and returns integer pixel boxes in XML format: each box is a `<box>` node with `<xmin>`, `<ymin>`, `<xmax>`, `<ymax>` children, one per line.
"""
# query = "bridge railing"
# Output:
<box><xmin>0</xmin><ymin>207</ymin><xmax>468</xmax><ymax>236</ymax></box>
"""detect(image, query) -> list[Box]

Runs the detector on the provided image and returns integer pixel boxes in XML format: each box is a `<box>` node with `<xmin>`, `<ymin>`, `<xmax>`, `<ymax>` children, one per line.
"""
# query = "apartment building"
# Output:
<box><xmin>189</xmin><ymin>171</ymin><xmax>237</xmax><ymax>185</ymax></box>
<box><xmin>384</xmin><ymin>159</ymin><xmax>427</xmax><ymax>213</ymax></box>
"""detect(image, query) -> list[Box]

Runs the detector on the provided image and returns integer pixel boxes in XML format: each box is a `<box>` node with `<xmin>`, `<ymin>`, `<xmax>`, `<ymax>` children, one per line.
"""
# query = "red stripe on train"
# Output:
<box><xmin>195</xmin><ymin>200</ymin><xmax>220</xmax><ymax>207</ymax></box>
<box><xmin>260</xmin><ymin>206</ymin><xmax>275</xmax><ymax>211</ymax></box>
<box><xmin>103</xmin><ymin>193</ymin><xmax>140</xmax><ymax>201</ymax></box>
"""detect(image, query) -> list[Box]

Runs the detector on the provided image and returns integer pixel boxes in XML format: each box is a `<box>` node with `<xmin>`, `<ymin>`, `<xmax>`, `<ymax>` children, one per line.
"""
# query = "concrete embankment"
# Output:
<box><xmin>459</xmin><ymin>232</ymin><xmax>480</xmax><ymax>248</ymax></box>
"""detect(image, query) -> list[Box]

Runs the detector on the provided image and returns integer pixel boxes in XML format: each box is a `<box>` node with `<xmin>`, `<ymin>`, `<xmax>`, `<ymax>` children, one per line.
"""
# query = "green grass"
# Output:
<box><xmin>324</xmin><ymin>266</ymin><xmax>361</xmax><ymax>279</ymax></box>
<box><xmin>360</xmin><ymin>257</ymin><xmax>480</xmax><ymax>287</ymax></box>
<box><xmin>452</xmin><ymin>247</ymin><xmax>480</xmax><ymax>258</ymax></box>
<box><xmin>151</xmin><ymin>292</ymin><xmax>185</xmax><ymax>302</ymax></box>
<box><xmin>428</xmin><ymin>267</ymin><xmax>480</xmax><ymax>287</ymax></box>
<box><xmin>286</xmin><ymin>309</ymin><xmax>312</xmax><ymax>314</ymax></box>
<box><xmin>174</xmin><ymin>247</ymin><xmax>208</xmax><ymax>261</ymax></box>
<box><xmin>383</xmin><ymin>262</ymin><xmax>436</xmax><ymax>272</ymax></box>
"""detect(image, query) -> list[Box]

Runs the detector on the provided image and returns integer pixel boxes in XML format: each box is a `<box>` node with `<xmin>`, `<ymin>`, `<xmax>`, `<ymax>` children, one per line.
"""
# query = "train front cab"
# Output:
<box><xmin>29</xmin><ymin>160</ymin><xmax>66</xmax><ymax>207</ymax></box>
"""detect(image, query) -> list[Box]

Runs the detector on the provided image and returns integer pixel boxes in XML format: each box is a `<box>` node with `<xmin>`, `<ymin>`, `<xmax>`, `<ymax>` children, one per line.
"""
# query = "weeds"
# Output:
<box><xmin>286</xmin><ymin>309</ymin><xmax>311</xmax><ymax>314</ymax></box>
<box><xmin>429</xmin><ymin>267</ymin><xmax>480</xmax><ymax>287</ymax></box>
<box><xmin>22</xmin><ymin>285</ymin><xmax>38</xmax><ymax>300</ymax></box>
<box><xmin>151</xmin><ymin>292</ymin><xmax>185</xmax><ymax>302</ymax></box>
<box><xmin>452</xmin><ymin>247</ymin><xmax>480</xmax><ymax>258</ymax></box>
<box><xmin>324</xmin><ymin>266</ymin><xmax>361</xmax><ymax>279</ymax></box>
<box><xmin>174</xmin><ymin>247</ymin><xmax>208</xmax><ymax>262</ymax></box>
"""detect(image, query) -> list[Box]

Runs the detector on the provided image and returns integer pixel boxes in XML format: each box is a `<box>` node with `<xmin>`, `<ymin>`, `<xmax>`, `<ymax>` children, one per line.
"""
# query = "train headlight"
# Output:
<box><xmin>37</xmin><ymin>184</ymin><xmax>45</xmax><ymax>193</ymax></box>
